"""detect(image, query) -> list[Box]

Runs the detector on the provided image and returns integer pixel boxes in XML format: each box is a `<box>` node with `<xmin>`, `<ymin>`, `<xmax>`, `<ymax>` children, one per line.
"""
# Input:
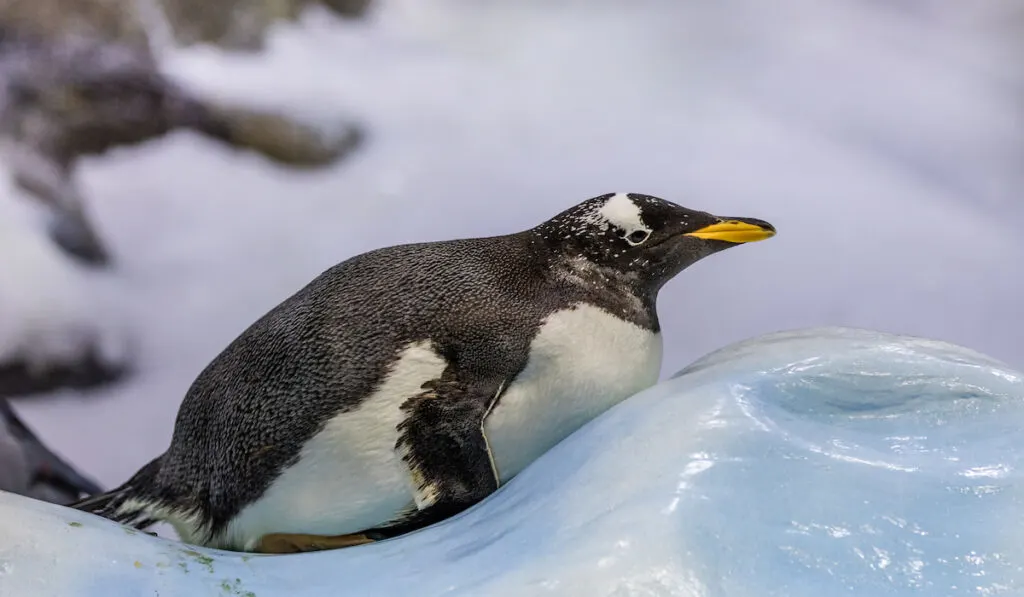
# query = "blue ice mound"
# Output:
<box><xmin>1</xmin><ymin>327</ymin><xmax>1021</xmax><ymax>597</ymax></box>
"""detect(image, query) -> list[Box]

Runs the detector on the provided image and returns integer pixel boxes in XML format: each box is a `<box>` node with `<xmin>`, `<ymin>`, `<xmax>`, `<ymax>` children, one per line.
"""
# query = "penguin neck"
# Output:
<box><xmin>515</xmin><ymin>231</ymin><xmax>660</xmax><ymax>330</ymax></box>
<box><xmin>547</xmin><ymin>252</ymin><xmax>660</xmax><ymax>332</ymax></box>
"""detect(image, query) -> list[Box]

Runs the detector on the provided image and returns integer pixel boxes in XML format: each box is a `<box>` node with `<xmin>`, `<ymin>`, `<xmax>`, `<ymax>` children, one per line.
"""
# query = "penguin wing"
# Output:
<box><xmin>381</xmin><ymin>373</ymin><xmax>515</xmax><ymax>539</ymax></box>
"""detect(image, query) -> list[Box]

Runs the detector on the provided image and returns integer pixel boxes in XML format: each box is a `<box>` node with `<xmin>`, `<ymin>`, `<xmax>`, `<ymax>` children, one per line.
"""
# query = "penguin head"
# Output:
<box><xmin>534</xmin><ymin>192</ymin><xmax>775</xmax><ymax>292</ymax></box>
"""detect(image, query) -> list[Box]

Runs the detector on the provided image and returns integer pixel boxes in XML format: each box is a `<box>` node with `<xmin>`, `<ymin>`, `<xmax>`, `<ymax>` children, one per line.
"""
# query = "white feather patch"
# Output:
<box><xmin>222</xmin><ymin>340</ymin><xmax>447</xmax><ymax>552</ymax></box>
<box><xmin>484</xmin><ymin>304</ymin><xmax>662</xmax><ymax>483</ymax></box>
<box><xmin>598</xmin><ymin>192</ymin><xmax>650</xmax><ymax>238</ymax></box>
<box><xmin>118</xmin><ymin>498</ymin><xmax>207</xmax><ymax>545</ymax></box>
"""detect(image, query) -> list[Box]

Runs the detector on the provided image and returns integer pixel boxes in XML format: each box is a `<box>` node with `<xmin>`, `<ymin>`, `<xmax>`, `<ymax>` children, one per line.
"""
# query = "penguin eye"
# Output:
<box><xmin>626</xmin><ymin>230</ymin><xmax>650</xmax><ymax>244</ymax></box>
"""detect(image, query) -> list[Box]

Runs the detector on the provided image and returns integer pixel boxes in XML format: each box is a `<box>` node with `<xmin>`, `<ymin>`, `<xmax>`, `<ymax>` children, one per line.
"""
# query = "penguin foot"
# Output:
<box><xmin>254</xmin><ymin>532</ymin><xmax>376</xmax><ymax>554</ymax></box>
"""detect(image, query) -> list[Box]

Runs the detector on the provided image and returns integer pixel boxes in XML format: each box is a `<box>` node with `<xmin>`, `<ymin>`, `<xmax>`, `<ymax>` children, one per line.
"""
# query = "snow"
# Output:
<box><xmin>1</xmin><ymin>327</ymin><xmax>1022</xmax><ymax>596</ymax></box>
<box><xmin>0</xmin><ymin>0</ymin><xmax>1020</xmax><ymax>587</ymax></box>
<box><xmin>0</xmin><ymin>171</ymin><xmax>132</xmax><ymax>373</ymax></box>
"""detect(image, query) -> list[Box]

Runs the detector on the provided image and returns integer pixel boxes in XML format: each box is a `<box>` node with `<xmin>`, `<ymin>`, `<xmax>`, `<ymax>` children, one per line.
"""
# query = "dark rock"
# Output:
<box><xmin>0</xmin><ymin>398</ymin><xmax>104</xmax><ymax>505</ymax></box>
<box><xmin>155</xmin><ymin>0</ymin><xmax>375</xmax><ymax>51</ymax></box>
<box><xmin>0</xmin><ymin>348</ymin><xmax>130</xmax><ymax>398</ymax></box>
<box><xmin>0</xmin><ymin>18</ymin><xmax>365</xmax><ymax>267</ymax></box>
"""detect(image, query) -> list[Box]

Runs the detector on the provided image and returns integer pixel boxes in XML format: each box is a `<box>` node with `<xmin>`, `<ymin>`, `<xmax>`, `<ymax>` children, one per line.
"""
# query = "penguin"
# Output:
<box><xmin>0</xmin><ymin>398</ymin><xmax>104</xmax><ymax>504</ymax></box>
<box><xmin>72</xmin><ymin>192</ymin><xmax>775</xmax><ymax>553</ymax></box>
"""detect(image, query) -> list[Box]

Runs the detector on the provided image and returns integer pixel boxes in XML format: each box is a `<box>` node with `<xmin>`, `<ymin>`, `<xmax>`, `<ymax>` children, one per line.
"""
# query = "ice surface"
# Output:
<box><xmin>1</xmin><ymin>327</ymin><xmax>1021</xmax><ymax>597</ymax></box>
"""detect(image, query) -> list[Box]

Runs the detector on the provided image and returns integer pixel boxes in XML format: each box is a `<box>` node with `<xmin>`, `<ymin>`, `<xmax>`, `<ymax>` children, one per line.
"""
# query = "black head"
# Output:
<box><xmin>531</xmin><ymin>192</ymin><xmax>775</xmax><ymax>293</ymax></box>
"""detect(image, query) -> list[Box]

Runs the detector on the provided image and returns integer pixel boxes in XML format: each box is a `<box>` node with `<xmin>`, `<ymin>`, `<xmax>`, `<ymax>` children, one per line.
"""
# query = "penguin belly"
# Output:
<box><xmin>221</xmin><ymin>340</ymin><xmax>447</xmax><ymax>552</ymax></box>
<box><xmin>484</xmin><ymin>303</ymin><xmax>663</xmax><ymax>484</ymax></box>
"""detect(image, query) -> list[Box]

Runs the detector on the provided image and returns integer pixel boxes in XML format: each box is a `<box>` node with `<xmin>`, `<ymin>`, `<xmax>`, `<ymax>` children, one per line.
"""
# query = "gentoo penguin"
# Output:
<box><xmin>72</xmin><ymin>192</ymin><xmax>775</xmax><ymax>553</ymax></box>
<box><xmin>0</xmin><ymin>399</ymin><xmax>103</xmax><ymax>504</ymax></box>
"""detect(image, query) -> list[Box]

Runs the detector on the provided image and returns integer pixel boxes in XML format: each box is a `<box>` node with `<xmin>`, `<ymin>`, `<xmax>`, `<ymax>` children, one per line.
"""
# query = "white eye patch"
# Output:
<box><xmin>600</xmin><ymin>193</ymin><xmax>652</xmax><ymax>246</ymax></box>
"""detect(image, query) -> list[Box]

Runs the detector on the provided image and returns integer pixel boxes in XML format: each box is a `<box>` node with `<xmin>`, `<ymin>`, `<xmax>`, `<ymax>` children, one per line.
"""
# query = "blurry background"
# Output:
<box><xmin>0</xmin><ymin>0</ymin><xmax>1021</xmax><ymax>507</ymax></box>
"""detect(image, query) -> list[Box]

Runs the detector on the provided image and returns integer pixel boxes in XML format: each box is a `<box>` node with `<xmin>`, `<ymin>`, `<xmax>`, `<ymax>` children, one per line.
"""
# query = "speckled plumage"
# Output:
<box><xmin>72</xmin><ymin>192</ymin><xmax>775</xmax><ymax>552</ymax></box>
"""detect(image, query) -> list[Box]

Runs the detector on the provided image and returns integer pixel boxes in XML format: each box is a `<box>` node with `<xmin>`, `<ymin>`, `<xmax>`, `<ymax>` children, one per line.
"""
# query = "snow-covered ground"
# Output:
<box><xmin>5</xmin><ymin>0</ymin><xmax>1024</xmax><ymax>507</ymax></box>
<box><xmin>0</xmin><ymin>175</ymin><xmax>132</xmax><ymax>377</ymax></box>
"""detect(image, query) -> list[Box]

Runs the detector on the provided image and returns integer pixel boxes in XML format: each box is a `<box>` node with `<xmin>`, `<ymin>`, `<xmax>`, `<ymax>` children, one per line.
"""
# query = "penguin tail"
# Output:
<box><xmin>69</xmin><ymin>456</ymin><xmax>163</xmax><ymax>530</ymax></box>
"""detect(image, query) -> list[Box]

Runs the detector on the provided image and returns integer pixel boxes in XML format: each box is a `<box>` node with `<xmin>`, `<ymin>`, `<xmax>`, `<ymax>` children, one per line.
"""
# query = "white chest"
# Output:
<box><xmin>484</xmin><ymin>304</ymin><xmax>663</xmax><ymax>483</ymax></box>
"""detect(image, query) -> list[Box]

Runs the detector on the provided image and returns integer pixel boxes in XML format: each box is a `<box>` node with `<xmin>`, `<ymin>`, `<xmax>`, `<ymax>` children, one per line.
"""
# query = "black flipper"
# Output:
<box><xmin>374</xmin><ymin>374</ymin><xmax>510</xmax><ymax>539</ymax></box>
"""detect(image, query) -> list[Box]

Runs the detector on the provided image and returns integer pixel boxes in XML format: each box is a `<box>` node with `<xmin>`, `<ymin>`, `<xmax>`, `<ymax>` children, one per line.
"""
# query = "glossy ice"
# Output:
<box><xmin>1</xmin><ymin>327</ymin><xmax>1020</xmax><ymax>596</ymax></box>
